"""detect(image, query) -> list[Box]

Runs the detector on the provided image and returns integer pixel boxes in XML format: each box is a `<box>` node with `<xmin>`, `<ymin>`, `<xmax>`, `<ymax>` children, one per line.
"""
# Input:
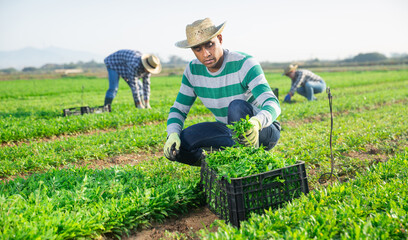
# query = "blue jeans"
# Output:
<box><xmin>297</xmin><ymin>80</ymin><xmax>326</xmax><ymax>101</ymax></box>
<box><xmin>176</xmin><ymin>100</ymin><xmax>281</xmax><ymax>166</ymax></box>
<box><xmin>105</xmin><ymin>68</ymin><xmax>142</xmax><ymax>102</ymax></box>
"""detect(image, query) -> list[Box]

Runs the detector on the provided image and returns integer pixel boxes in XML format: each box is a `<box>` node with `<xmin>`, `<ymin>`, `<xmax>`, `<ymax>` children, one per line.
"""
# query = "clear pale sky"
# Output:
<box><xmin>1</xmin><ymin>0</ymin><xmax>407</xmax><ymax>62</ymax></box>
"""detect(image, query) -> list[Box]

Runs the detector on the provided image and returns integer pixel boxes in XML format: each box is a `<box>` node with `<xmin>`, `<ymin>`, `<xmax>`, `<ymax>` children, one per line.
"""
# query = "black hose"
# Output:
<box><xmin>319</xmin><ymin>87</ymin><xmax>340</xmax><ymax>184</ymax></box>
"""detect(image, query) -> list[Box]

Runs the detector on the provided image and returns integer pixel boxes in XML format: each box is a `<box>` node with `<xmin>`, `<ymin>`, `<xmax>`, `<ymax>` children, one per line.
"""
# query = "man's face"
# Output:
<box><xmin>191</xmin><ymin>35</ymin><xmax>224</xmax><ymax>72</ymax></box>
<box><xmin>287</xmin><ymin>71</ymin><xmax>296</xmax><ymax>79</ymax></box>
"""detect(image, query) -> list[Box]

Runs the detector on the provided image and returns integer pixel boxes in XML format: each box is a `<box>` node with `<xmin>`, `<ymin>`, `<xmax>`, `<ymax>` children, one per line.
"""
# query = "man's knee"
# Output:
<box><xmin>228</xmin><ymin>99</ymin><xmax>246</xmax><ymax>112</ymax></box>
<box><xmin>260</xmin><ymin>122</ymin><xmax>281</xmax><ymax>151</ymax></box>
<box><xmin>228</xmin><ymin>100</ymin><xmax>252</xmax><ymax>124</ymax></box>
<box><xmin>296</xmin><ymin>87</ymin><xmax>306</xmax><ymax>97</ymax></box>
<box><xmin>179</xmin><ymin>130</ymin><xmax>194</xmax><ymax>151</ymax></box>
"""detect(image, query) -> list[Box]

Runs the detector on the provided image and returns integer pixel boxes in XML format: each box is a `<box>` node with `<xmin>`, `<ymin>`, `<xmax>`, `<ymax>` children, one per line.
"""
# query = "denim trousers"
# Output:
<box><xmin>175</xmin><ymin>100</ymin><xmax>281</xmax><ymax>166</ymax></box>
<box><xmin>105</xmin><ymin>68</ymin><xmax>142</xmax><ymax>101</ymax></box>
<box><xmin>297</xmin><ymin>80</ymin><xmax>326</xmax><ymax>101</ymax></box>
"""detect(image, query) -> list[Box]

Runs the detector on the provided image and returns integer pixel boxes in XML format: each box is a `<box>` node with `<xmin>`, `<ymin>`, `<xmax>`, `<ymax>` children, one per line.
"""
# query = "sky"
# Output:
<box><xmin>0</xmin><ymin>0</ymin><xmax>407</xmax><ymax>63</ymax></box>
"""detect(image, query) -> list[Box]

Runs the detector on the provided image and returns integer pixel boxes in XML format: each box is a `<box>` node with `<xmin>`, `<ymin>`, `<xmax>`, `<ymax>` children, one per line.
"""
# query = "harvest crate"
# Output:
<box><xmin>200</xmin><ymin>160</ymin><xmax>309</xmax><ymax>227</ymax></box>
<box><xmin>90</xmin><ymin>105</ymin><xmax>111</xmax><ymax>114</ymax></box>
<box><xmin>272</xmin><ymin>88</ymin><xmax>279</xmax><ymax>100</ymax></box>
<box><xmin>63</xmin><ymin>105</ymin><xmax>111</xmax><ymax>117</ymax></box>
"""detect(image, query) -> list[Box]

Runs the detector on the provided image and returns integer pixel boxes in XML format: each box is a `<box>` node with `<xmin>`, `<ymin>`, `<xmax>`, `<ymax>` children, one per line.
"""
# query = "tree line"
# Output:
<box><xmin>1</xmin><ymin>52</ymin><xmax>407</xmax><ymax>74</ymax></box>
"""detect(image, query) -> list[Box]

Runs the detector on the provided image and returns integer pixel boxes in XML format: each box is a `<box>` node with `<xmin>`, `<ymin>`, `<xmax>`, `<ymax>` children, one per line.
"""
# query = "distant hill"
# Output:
<box><xmin>0</xmin><ymin>47</ymin><xmax>104</xmax><ymax>69</ymax></box>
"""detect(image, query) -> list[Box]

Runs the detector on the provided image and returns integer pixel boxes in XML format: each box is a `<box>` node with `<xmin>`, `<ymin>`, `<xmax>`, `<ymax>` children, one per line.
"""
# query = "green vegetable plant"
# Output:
<box><xmin>227</xmin><ymin>115</ymin><xmax>253</xmax><ymax>146</ymax></box>
<box><xmin>0</xmin><ymin>159</ymin><xmax>204</xmax><ymax>239</ymax></box>
<box><xmin>205</xmin><ymin>146</ymin><xmax>295</xmax><ymax>183</ymax></box>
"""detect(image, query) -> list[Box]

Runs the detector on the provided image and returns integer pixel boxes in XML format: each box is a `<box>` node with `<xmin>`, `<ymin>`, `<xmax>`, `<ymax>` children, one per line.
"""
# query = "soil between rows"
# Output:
<box><xmin>117</xmin><ymin>207</ymin><xmax>219</xmax><ymax>240</ymax></box>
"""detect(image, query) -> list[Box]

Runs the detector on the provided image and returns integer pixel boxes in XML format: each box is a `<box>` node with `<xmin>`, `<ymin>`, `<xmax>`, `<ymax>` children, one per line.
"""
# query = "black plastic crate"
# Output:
<box><xmin>90</xmin><ymin>105</ymin><xmax>111</xmax><ymax>114</ymax></box>
<box><xmin>200</xmin><ymin>160</ymin><xmax>309</xmax><ymax>227</ymax></box>
<box><xmin>63</xmin><ymin>105</ymin><xmax>111</xmax><ymax>117</ymax></box>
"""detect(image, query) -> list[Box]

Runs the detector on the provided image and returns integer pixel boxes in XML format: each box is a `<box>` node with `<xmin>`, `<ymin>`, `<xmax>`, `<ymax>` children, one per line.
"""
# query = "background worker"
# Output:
<box><xmin>104</xmin><ymin>49</ymin><xmax>162</xmax><ymax>109</ymax></box>
<box><xmin>163</xmin><ymin>18</ymin><xmax>281</xmax><ymax>166</ymax></box>
<box><xmin>283</xmin><ymin>64</ymin><xmax>326</xmax><ymax>102</ymax></box>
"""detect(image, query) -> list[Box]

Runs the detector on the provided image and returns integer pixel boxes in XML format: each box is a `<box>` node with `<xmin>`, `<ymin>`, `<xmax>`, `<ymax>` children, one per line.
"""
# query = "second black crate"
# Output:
<box><xmin>63</xmin><ymin>105</ymin><xmax>111</xmax><ymax>117</ymax></box>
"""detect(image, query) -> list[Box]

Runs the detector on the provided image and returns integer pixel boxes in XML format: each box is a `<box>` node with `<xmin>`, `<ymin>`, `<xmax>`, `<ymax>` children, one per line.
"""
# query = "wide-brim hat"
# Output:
<box><xmin>282</xmin><ymin>64</ymin><xmax>298</xmax><ymax>76</ymax></box>
<box><xmin>141</xmin><ymin>54</ymin><xmax>162</xmax><ymax>74</ymax></box>
<box><xmin>175</xmin><ymin>18</ymin><xmax>226</xmax><ymax>48</ymax></box>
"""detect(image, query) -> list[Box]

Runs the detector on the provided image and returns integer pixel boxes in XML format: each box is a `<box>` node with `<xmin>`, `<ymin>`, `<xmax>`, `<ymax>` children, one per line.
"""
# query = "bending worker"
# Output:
<box><xmin>283</xmin><ymin>64</ymin><xmax>326</xmax><ymax>102</ymax></box>
<box><xmin>163</xmin><ymin>18</ymin><xmax>281</xmax><ymax>166</ymax></box>
<box><xmin>104</xmin><ymin>49</ymin><xmax>161</xmax><ymax>109</ymax></box>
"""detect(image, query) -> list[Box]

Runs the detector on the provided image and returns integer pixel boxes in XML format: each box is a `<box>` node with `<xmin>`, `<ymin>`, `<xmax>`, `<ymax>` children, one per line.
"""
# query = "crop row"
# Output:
<box><xmin>0</xmin><ymin>159</ymin><xmax>203</xmax><ymax>239</ymax></box>
<box><xmin>0</xmin><ymin>75</ymin><xmax>209</xmax><ymax>143</ymax></box>
<box><xmin>0</xmin><ymin>120</ymin><xmax>167</xmax><ymax>178</ymax></box>
<box><xmin>0</xmin><ymin>75</ymin><xmax>184</xmax><ymax>100</ymax></box>
<box><xmin>1</xmin><ymin>105</ymin><xmax>407</xmax><ymax>238</ymax></box>
<box><xmin>2</xmin><ymin>71</ymin><xmax>406</xmax><ymax>100</ymax></box>
<box><xmin>277</xmin><ymin>101</ymin><xmax>407</xmax><ymax>187</ymax></box>
<box><xmin>1</xmin><ymin>70</ymin><xmax>406</xmax><ymax>143</ymax></box>
<box><xmin>199</xmin><ymin>150</ymin><xmax>408</xmax><ymax>239</ymax></box>
<box><xmin>0</xmin><ymin>79</ymin><xmax>404</xmax><ymax>144</ymax></box>
<box><xmin>0</xmin><ymin>103</ymin><xmax>209</xmax><ymax>143</ymax></box>
<box><xmin>1</xmin><ymin>99</ymin><xmax>406</xmax><ymax>182</ymax></box>
<box><xmin>279</xmin><ymin>79</ymin><xmax>407</xmax><ymax>122</ymax></box>
<box><xmin>0</xmin><ymin>115</ymin><xmax>215</xmax><ymax>178</ymax></box>
<box><xmin>279</xmin><ymin>101</ymin><xmax>407</xmax><ymax>159</ymax></box>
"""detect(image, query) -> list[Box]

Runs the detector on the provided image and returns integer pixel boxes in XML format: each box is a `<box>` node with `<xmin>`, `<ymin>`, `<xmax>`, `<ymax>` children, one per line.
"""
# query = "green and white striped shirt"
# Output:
<box><xmin>166</xmin><ymin>50</ymin><xmax>280</xmax><ymax>135</ymax></box>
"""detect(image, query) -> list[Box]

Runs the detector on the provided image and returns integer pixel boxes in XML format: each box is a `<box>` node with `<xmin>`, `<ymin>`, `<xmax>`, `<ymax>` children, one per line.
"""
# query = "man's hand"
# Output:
<box><xmin>284</xmin><ymin>93</ymin><xmax>291</xmax><ymax>102</ymax></box>
<box><xmin>238</xmin><ymin>116</ymin><xmax>261</xmax><ymax>147</ymax></box>
<box><xmin>164</xmin><ymin>132</ymin><xmax>181</xmax><ymax>161</ymax></box>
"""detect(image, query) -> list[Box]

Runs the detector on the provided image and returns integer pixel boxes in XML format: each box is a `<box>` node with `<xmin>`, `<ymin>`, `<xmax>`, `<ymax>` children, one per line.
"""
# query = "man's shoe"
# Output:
<box><xmin>104</xmin><ymin>97</ymin><xmax>113</xmax><ymax>106</ymax></box>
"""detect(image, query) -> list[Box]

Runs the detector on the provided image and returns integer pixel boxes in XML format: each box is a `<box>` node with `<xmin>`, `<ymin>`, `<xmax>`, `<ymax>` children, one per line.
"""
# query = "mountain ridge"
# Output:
<box><xmin>0</xmin><ymin>47</ymin><xmax>104</xmax><ymax>69</ymax></box>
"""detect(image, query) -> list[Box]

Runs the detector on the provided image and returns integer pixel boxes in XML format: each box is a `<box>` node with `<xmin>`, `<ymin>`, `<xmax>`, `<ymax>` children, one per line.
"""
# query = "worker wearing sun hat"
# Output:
<box><xmin>104</xmin><ymin>50</ymin><xmax>161</xmax><ymax>109</ymax></box>
<box><xmin>163</xmin><ymin>18</ymin><xmax>281</xmax><ymax>166</ymax></box>
<box><xmin>283</xmin><ymin>64</ymin><xmax>326</xmax><ymax>102</ymax></box>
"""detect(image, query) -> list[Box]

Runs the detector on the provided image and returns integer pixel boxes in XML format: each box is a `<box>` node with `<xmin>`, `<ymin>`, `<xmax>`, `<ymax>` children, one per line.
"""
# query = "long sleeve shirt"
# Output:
<box><xmin>166</xmin><ymin>49</ymin><xmax>281</xmax><ymax>136</ymax></box>
<box><xmin>104</xmin><ymin>49</ymin><xmax>151</xmax><ymax>101</ymax></box>
<box><xmin>289</xmin><ymin>69</ymin><xmax>323</xmax><ymax>95</ymax></box>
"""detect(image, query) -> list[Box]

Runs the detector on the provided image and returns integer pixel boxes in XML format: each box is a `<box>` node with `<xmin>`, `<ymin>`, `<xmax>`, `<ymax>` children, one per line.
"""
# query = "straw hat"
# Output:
<box><xmin>175</xmin><ymin>18</ymin><xmax>226</xmax><ymax>48</ymax></box>
<box><xmin>282</xmin><ymin>64</ymin><xmax>298</xmax><ymax>76</ymax></box>
<box><xmin>142</xmin><ymin>54</ymin><xmax>162</xmax><ymax>74</ymax></box>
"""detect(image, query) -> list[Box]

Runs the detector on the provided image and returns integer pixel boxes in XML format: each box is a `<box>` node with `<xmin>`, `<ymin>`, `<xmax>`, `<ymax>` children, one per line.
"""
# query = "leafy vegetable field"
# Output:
<box><xmin>1</xmin><ymin>70</ymin><xmax>407</xmax><ymax>239</ymax></box>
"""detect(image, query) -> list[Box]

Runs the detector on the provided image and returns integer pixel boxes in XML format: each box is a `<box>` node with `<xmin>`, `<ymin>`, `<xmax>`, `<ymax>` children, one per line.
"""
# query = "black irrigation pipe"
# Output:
<box><xmin>319</xmin><ymin>87</ymin><xmax>340</xmax><ymax>184</ymax></box>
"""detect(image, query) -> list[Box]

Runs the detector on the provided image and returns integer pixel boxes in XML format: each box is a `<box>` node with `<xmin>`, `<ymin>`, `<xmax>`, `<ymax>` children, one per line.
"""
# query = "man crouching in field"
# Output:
<box><xmin>163</xmin><ymin>18</ymin><xmax>281</xmax><ymax>166</ymax></box>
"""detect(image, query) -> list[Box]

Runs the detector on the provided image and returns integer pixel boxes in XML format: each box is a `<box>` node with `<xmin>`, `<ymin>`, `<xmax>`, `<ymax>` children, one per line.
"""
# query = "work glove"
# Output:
<box><xmin>238</xmin><ymin>116</ymin><xmax>261</xmax><ymax>148</ymax></box>
<box><xmin>164</xmin><ymin>132</ymin><xmax>181</xmax><ymax>161</ymax></box>
<box><xmin>284</xmin><ymin>94</ymin><xmax>291</xmax><ymax>102</ymax></box>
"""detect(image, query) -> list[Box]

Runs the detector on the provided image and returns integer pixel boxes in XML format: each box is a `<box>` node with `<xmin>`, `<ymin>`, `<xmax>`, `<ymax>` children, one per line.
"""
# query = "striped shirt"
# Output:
<box><xmin>104</xmin><ymin>49</ymin><xmax>151</xmax><ymax>101</ymax></box>
<box><xmin>290</xmin><ymin>70</ymin><xmax>323</xmax><ymax>95</ymax></box>
<box><xmin>167</xmin><ymin>49</ymin><xmax>281</xmax><ymax>135</ymax></box>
